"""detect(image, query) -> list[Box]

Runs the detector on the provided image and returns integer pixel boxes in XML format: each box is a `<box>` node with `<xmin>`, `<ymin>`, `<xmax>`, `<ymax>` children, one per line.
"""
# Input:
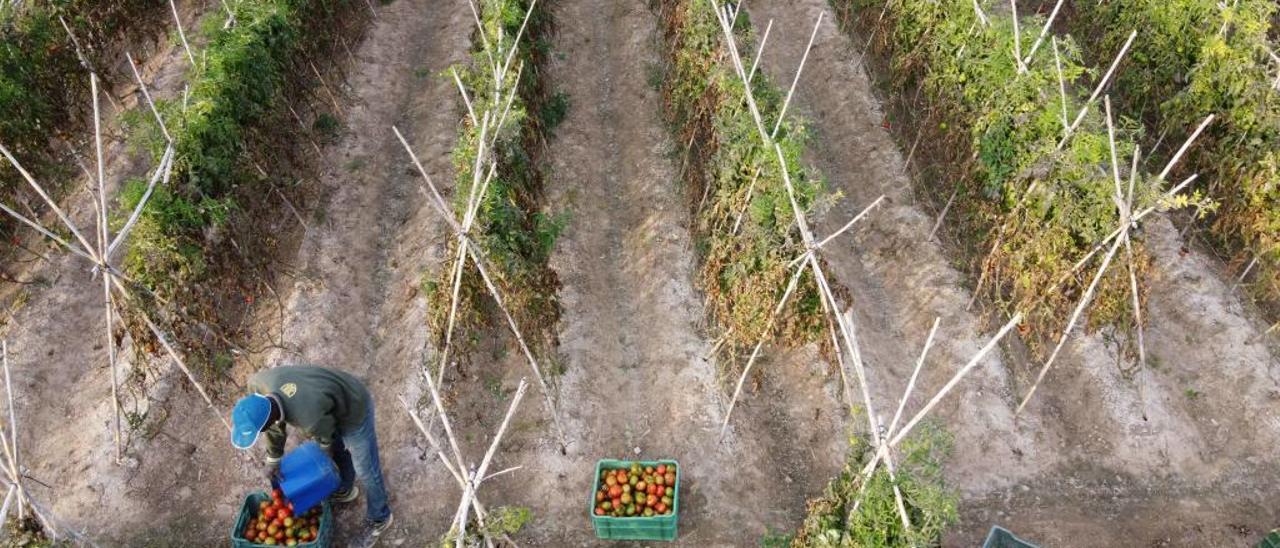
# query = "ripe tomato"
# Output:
<box><xmin>655</xmin><ymin>485</ymin><xmax>664</xmax><ymax>497</ymax></box>
<box><xmin>272</xmin><ymin>488</ymin><xmax>283</xmax><ymax>500</ymax></box>
<box><xmin>656</xmin><ymin>464</ymin><xmax>667</xmax><ymax>476</ymax></box>
<box><xmin>279</xmin><ymin>507</ymin><xmax>292</xmax><ymax>519</ymax></box>
<box><xmin>665</xmin><ymin>472</ymin><xmax>676</xmax><ymax>485</ymax></box>
<box><xmin>257</xmin><ymin>521</ymin><xmax>268</xmax><ymax>532</ymax></box>
<box><xmin>655</xmin><ymin>502</ymin><xmax>667</xmax><ymax>514</ymax></box>
<box><xmin>607</xmin><ymin>485</ymin><xmax>621</xmax><ymax>498</ymax></box>
<box><xmin>595</xmin><ymin>507</ymin><xmax>605</xmax><ymax>516</ymax></box>
<box><xmin>264</xmin><ymin>507</ymin><xmax>276</xmax><ymax>520</ymax></box>
<box><xmin>260</xmin><ymin>501</ymin><xmax>270</xmax><ymax>511</ymax></box>
<box><xmin>267</xmin><ymin>524</ymin><xmax>280</xmax><ymax>535</ymax></box>
<box><xmin>646</xmin><ymin>494</ymin><xmax>657</xmax><ymax>507</ymax></box>
<box><xmin>636</xmin><ymin>481</ymin><xmax>647</xmax><ymax>492</ymax></box>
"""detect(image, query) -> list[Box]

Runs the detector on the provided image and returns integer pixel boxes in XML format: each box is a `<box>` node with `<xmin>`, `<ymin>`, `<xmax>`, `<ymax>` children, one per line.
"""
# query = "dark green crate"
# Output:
<box><xmin>1257</xmin><ymin>529</ymin><xmax>1280</xmax><ymax>548</ymax></box>
<box><xmin>589</xmin><ymin>459</ymin><xmax>681</xmax><ymax>541</ymax></box>
<box><xmin>982</xmin><ymin>526</ymin><xmax>1038</xmax><ymax>548</ymax></box>
<box><xmin>231</xmin><ymin>492</ymin><xmax>333</xmax><ymax>547</ymax></box>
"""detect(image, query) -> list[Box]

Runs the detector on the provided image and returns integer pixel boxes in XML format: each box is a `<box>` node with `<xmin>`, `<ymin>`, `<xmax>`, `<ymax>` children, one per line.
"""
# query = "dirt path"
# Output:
<box><xmin>0</xmin><ymin>2</ymin><xmax>234</xmax><ymax>542</ymax></box>
<box><xmin>750</xmin><ymin>0</ymin><xmax>1280</xmax><ymax>545</ymax></box>
<box><xmin>243</xmin><ymin>0</ymin><xmax>476</xmax><ymax>543</ymax></box>
<box><xmin>447</xmin><ymin>1</ymin><xmax>851</xmax><ymax>544</ymax></box>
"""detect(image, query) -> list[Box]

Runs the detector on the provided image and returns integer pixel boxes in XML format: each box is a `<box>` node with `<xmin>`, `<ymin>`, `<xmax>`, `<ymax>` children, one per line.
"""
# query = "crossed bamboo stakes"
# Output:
<box><xmin>0</xmin><ymin>341</ymin><xmax>98</xmax><ymax>545</ymax></box>
<box><xmin>395</xmin><ymin>0</ymin><xmax>562</xmax><ymax>544</ymax></box>
<box><xmin>0</xmin><ymin>60</ymin><xmax>229</xmax><ymax>464</ymax></box>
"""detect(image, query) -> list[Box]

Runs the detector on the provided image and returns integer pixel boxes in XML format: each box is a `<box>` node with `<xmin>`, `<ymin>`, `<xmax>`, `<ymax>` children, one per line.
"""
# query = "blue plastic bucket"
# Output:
<box><xmin>278</xmin><ymin>441</ymin><xmax>340</xmax><ymax>514</ymax></box>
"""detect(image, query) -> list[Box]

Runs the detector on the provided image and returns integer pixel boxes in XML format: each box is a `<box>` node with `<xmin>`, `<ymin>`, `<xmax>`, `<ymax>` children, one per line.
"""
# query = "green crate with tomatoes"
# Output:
<box><xmin>589</xmin><ymin>459</ymin><xmax>680</xmax><ymax>541</ymax></box>
<box><xmin>231</xmin><ymin>489</ymin><xmax>332</xmax><ymax>547</ymax></box>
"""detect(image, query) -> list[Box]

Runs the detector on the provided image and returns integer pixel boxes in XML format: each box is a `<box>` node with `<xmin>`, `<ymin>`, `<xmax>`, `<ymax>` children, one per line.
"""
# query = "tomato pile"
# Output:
<box><xmin>239</xmin><ymin>489</ymin><xmax>322</xmax><ymax>546</ymax></box>
<box><xmin>593</xmin><ymin>462</ymin><xmax>676</xmax><ymax>518</ymax></box>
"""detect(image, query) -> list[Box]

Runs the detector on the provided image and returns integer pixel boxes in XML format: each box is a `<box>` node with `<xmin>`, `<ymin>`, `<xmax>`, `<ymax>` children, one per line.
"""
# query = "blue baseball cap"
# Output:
<box><xmin>231</xmin><ymin>394</ymin><xmax>272</xmax><ymax>449</ymax></box>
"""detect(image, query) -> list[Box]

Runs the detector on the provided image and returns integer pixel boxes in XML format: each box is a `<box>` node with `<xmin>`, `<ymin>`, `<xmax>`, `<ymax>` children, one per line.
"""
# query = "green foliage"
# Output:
<box><xmin>793</xmin><ymin>422</ymin><xmax>957</xmax><ymax>547</ymax></box>
<box><xmin>426</xmin><ymin>0</ymin><xmax>562</xmax><ymax>349</ymax></box>
<box><xmin>831</xmin><ymin>0</ymin><xmax>1173</xmax><ymax>350</ymax></box>
<box><xmin>0</xmin><ymin>1</ymin><xmax>167</xmax><ymax>236</ymax></box>
<box><xmin>110</xmin><ymin>0</ymin><xmax>367</xmax><ymax>379</ymax></box>
<box><xmin>658</xmin><ymin>0</ymin><xmax>828</xmax><ymax>354</ymax></box>
<box><xmin>1075</xmin><ymin>0</ymin><xmax>1280</xmax><ymax>308</ymax></box>
<box><xmin>123</xmin><ymin>0</ymin><xmax>298</xmax><ymax>300</ymax></box>
<box><xmin>440</xmin><ymin>506</ymin><xmax>531</xmax><ymax>548</ymax></box>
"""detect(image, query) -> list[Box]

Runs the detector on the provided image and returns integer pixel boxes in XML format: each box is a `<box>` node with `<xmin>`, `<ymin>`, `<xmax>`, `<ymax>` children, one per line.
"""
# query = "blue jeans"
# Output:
<box><xmin>333</xmin><ymin>400</ymin><xmax>392</xmax><ymax>524</ymax></box>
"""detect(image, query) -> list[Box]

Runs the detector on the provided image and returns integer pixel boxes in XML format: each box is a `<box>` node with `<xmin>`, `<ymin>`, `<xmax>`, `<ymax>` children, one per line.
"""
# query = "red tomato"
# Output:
<box><xmin>595</xmin><ymin>507</ymin><xmax>605</xmax><ymax>516</ymax></box>
<box><xmin>647</xmin><ymin>494</ymin><xmax>657</xmax><ymax>506</ymax></box>
<box><xmin>272</xmin><ymin>488</ymin><xmax>283</xmax><ymax>499</ymax></box>
<box><xmin>264</xmin><ymin>507</ymin><xmax>276</xmax><ymax>520</ymax></box>
<box><xmin>655</xmin><ymin>502</ymin><xmax>667</xmax><ymax>513</ymax></box>
<box><xmin>279</xmin><ymin>507</ymin><xmax>292</xmax><ymax>518</ymax></box>
<box><xmin>656</xmin><ymin>464</ymin><xmax>667</xmax><ymax>475</ymax></box>
<box><xmin>656</xmin><ymin>485</ymin><xmax>665</xmax><ymax>497</ymax></box>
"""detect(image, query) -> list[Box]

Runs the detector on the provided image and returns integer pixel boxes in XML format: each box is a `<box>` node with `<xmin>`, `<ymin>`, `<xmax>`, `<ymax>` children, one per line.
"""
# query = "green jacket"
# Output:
<box><xmin>247</xmin><ymin>365</ymin><xmax>372</xmax><ymax>461</ymax></box>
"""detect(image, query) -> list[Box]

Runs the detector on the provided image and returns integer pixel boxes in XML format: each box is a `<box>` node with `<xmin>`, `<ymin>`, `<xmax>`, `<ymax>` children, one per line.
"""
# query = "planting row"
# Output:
<box><xmin>423</xmin><ymin>0</ymin><xmax>564</xmax><ymax>354</ymax></box>
<box><xmin>0</xmin><ymin>1</ymin><xmax>167</xmax><ymax>239</ymax></box>
<box><xmin>657</xmin><ymin>2</ymin><xmax>958</xmax><ymax>545</ymax></box>
<box><xmin>1072</xmin><ymin>0</ymin><xmax>1280</xmax><ymax>310</ymax></box>
<box><xmin>832</xmin><ymin>0</ymin><xmax>1202</xmax><ymax>352</ymax></box>
<box><xmin>121</xmin><ymin>0</ymin><xmax>368</xmax><ymax>375</ymax></box>
<box><xmin>657</xmin><ymin>0</ymin><xmax>828</xmax><ymax>354</ymax></box>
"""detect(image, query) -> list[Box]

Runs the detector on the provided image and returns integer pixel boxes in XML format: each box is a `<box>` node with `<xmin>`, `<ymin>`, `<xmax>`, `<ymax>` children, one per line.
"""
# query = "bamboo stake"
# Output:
<box><xmin>1</xmin><ymin>342</ymin><xmax>21</xmax><ymax>521</ymax></box>
<box><xmin>747</xmin><ymin>19</ymin><xmax>773</xmax><ymax>83</ymax></box>
<box><xmin>399</xmin><ymin>395</ymin><xmax>464</xmax><ymax>486</ymax></box>
<box><xmin>308</xmin><ymin>60</ymin><xmax>344</xmax><ymax>114</ymax></box>
<box><xmin>169</xmin><ymin>0</ymin><xmax>196</xmax><ymax>67</ymax></box>
<box><xmin>1015</xmin><ymin>234</ymin><xmax>1126</xmax><ymax>415</ymax></box>
<box><xmin>786</xmin><ymin>196</ymin><xmax>886</xmax><ymax>268</ymax></box>
<box><xmin>109</xmin><ymin>147</ymin><xmax>174</xmax><ymax>258</ymax></box>
<box><xmin>126</xmin><ymin>53</ymin><xmax>173</xmax><ymax>144</ymax></box>
<box><xmin>219</xmin><ymin>0</ymin><xmax>237</xmax><ymax>27</ymax></box>
<box><xmin>929</xmin><ymin>185</ymin><xmax>958</xmax><ymax>241</ymax></box>
<box><xmin>91</xmin><ymin>75</ymin><xmax>123</xmax><ymax>464</ymax></box>
<box><xmin>770</xmin><ymin>12</ymin><xmax>824</xmax><ymax>138</ymax></box>
<box><xmin>464</xmin><ymin>244</ymin><xmax>567</xmax><ymax>450</ymax></box>
<box><xmin>886</xmin><ymin>318</ymin><xmax>940</xmax><ymax>438</ymax></box>
<box><xmin>456</xmin><ymin>380</ymin><xmax>528</xmax><ymax>544</ymax></box>
<box><xmin>117</xmin><ymin>279</ymin><xmax>230</xmax><ymax>431</ymax></box>
<box><xmin>1057</xmin><ymin>30</ymin><xmax>1136</xmax><ymax>150</ymax></box>
<box><xmin>0</xmin><ymin>145</ymin><xmax>99</xmax><ymax>259</ymax></box>
<box><xmin>856</xmin><ymin>313</ymin><xmax>1022</xmax><ymax>480</ymax></box>
<box><xmin>730</xmin><ymin>166</ymin><xmax>763</xmax><ymax>235</ymax></box>
<box><xmin>718</xmin><ymin>264</ymin><xmax>807</xmax><ymax>439</ymax></box>
<box><xmin>1010</xmin><ymin>0</ymin><xmax>1024</xmax><ymax>73</ymax></box>
<box><xmin>1020</xmin><ymin>0</ymin><xmax>1064</xmax><ymax>68</ymax></box>
<box><xmin>972</xmin><ymin>0</ymin><xmax>989</xmax><ymax>26</ymax></box>
<box><xmin>1052</xmin><ymin>37</ymin><xmax>1069</xmax><ymax>137</ymax></box>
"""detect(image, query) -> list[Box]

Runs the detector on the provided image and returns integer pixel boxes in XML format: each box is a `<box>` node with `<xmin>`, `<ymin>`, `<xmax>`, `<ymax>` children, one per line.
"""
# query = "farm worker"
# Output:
<box><xmin>231</xmin><ymin>365</ymin><xmax>394</xmax><ymax>545</ymax></box>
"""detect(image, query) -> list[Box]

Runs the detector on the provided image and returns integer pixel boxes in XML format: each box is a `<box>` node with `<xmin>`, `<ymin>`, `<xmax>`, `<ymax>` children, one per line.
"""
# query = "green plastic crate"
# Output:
<box><xmin>1257</xmin><ymin>529</ymin><xmax>1280</xmax><ymax>548</ymax></box>
<box><xmin>589</xmin><ymin>459</ymin><xmax>681</xmax><ymax>541</ymax></box>
<box><xmin>982</xmin><ymin>526</ymin><xmax>1038</xmax><ymax>548</ymax></box>
<box><xmin>230</xmin><ymin>492</ymin><xmax>333</xmax><ymax>547</ymax></box>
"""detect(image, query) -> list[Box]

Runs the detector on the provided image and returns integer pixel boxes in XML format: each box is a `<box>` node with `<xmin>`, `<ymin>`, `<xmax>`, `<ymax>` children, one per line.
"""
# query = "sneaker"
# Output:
<box><xmin>369</xmin><ymin>512</ymin><xmax>393</xmax><ymax>536</ymax></box>
<box><xmin>330</xmin><ymin>485</ymin><xmax>359</xmax><ymax>503</ymax></box>
<box><xmin>351</xmin><ymin>513</ymin><xmax>393</xmax><ymax>548</ymax></box>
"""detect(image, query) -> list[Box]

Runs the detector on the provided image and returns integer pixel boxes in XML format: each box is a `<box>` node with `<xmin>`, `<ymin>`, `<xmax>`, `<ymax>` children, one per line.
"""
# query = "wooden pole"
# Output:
<box><xmin>1057</xmin><ymin>30</ymin><xmax>1136</xmax><ymax>150</ymax></box>
<box><xmin>92</xmin><ymin>74</ymin><xmax>124</xmax><ymax>464</ymax></box>
<box><xmin>169</xmin><ymin>0</ymin><xmax>196</xmax><ymax>67</ymax></box>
